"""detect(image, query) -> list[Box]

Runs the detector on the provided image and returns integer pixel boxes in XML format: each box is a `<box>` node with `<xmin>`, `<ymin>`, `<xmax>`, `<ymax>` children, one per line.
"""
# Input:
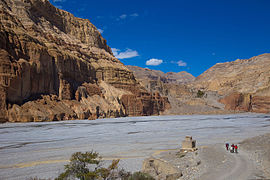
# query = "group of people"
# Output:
<box><xmin>225</xmin><ymin>143</ymin><xmax>238</xmax><ymax>153</ymax></box>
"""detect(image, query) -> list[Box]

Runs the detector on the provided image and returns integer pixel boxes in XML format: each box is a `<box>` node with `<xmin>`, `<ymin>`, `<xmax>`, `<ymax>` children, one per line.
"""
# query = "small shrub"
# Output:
<box><xmin>55</xmin><ymin>151</ymin><xmax>119</xmax><ymax>180</ymax></box>
<box><xmin>55</xmin><ymin>150</ymin><xmax>155</xmax><ymax>180</ymax></box>
<box><xmin>176</xmin><ymin>151</ymin><xmax>186</xmax><ymax>158</ymax></box>
<box><xmin>196</xmin><ymin>90</ymin><xmax>205</xmax><ymax>98</ymax></box>
<box><xmin>128</xmin><ymin>172</ymin><xmax>155</xmax><ymax>180</ymax></box>
<box><xmin>31</xmin><ymin>150</ymin><xmax>154</xmax><ymax>180</ymax></box>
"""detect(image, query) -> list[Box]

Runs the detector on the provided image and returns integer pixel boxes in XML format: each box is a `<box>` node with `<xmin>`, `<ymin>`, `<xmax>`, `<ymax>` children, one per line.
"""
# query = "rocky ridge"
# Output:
<box><xmin>0</xmin><ymin>0</ymin><xmax>169</xmax><ymax>123</ymax></box>
<box><xmin>193</xmin><ymin>54</ymin><xmax>270</xmax><ymax>113</ymax></box>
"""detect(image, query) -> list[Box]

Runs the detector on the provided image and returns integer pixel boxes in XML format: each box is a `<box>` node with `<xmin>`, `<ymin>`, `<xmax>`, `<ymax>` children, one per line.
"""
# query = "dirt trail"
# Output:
<box><xmin>199</xmin><ymin>144</ymin><xmax>259</xmax><ymax>180</ymax></box>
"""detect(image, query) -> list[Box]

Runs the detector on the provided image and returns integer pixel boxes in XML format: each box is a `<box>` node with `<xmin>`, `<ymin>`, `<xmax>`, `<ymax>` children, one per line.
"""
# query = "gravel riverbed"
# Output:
<box><xmin>0</xmin><ymin>113</ymin><xmax>270</xmax><ymax>179</ymax></box>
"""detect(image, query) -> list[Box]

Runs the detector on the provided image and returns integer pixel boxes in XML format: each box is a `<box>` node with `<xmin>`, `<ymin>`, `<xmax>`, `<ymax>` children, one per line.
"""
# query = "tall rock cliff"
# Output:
<box><xmin>0</xmin><ymin>0</ymin><xmax>170</xmax><ymax>122</ymax></box>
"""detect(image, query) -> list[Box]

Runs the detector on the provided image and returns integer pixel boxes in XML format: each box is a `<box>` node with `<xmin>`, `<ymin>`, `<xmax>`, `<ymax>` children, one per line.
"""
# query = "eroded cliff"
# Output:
<box><xmin>193</xmin><ymin>54</ymin><xmax>270</xmax><ymax>113</ymax></box>
<box><xmin>0</xmin><ymin>0</ymin><xmax>169</xmax><ymax>122</ymax></box>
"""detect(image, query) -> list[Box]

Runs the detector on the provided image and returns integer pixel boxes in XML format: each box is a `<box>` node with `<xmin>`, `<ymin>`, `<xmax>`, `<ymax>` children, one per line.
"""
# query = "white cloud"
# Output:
<box><xmin>55</xmin><ymin>5</ymin><xmax>63</xmax><ymax>9</ymax></box>
<box><xmin>112</xmin><ymin>48</ymin><xmax>120</xmax><ymax>56</ymax></box>
<box><xmin>97</xmin><ymin>28</ymin><xmax>104</xmax><ymax>34</ymax></box>
<box><xmin>112</xmin><ymin>48</ymin><xmax>139</xmax><ymax>59</ymax></box>
<box><xmin>130</xmin><ymin>13</ymin><xmax>139</xmax><ymax>17</ymax></box>
<box><xmin>177</xmin><ymin>60</ymin><xmax>187</xmax><ymax>67</ymax></box>
<box><xmin>146</xmin><ymin>58</ymin><xmax>163</xmax><ymax>66</ymax></box>
<box><xmin>119</xmin><ymin>14</ymin><xmax>127</xmax><ymax>19</ymax></box>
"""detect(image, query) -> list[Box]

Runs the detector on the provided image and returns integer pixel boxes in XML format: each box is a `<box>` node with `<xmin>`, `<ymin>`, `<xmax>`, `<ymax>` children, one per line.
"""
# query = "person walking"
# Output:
<box><xmin>232</xmin><ymin>144</ymin><xmax>235</xmax><ymax>152</ymax></box>
<box><xmin>230</xmin><ymin>145</ymin><xmax>234</xmax><ymax>153</ymax></box>
<box><xmin>235</xmin><ymin>144</ymin><xmax>238</xmax><ymax>153</ymax></box>
<box><xmin>225</xmin><ymin>143</ymin><xmax>229</xmax><ymax>151</ymax></box>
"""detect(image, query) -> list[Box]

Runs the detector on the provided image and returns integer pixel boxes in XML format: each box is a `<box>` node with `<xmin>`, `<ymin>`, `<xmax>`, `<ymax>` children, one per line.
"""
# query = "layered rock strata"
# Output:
<box><xmin>0</xmin><ymin>0</ymin><xmax>169</xmax><ymax>122</ymax></box>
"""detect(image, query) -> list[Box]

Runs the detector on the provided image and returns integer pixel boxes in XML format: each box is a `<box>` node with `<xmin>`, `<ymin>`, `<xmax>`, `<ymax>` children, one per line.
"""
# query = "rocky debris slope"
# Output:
<box><xmin>142</xmin><ymin>157</ymin><xmax>183</xmax><ymax>180</ymax></box>
<box><xmin>127</xmin><ymin>65</ymin><xmax>228</xmax><ymax>115</ymax></box>
<box><xmin>0</xmin><ymin>0</ymin><xmax>169</xmax><ymax>123</ymax></box>
<box><xmin>193</xmin><ymin>54</ymin><xmax>270</xmax><ymax>113</ymax></box>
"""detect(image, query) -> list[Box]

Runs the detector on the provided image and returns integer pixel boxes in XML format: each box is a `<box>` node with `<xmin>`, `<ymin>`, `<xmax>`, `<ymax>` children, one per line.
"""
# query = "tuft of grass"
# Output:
<box><xmin>176</xmin><ymin>151</ymin><xmax>187</xmax><ymax>158</ymax></box>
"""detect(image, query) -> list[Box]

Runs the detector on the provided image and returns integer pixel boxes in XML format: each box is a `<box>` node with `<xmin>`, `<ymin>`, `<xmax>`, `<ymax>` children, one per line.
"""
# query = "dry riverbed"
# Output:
<box><xmin>1</xmin><ymin>113</ymin><xmax>270</xmax><ymax>179</ymax></box>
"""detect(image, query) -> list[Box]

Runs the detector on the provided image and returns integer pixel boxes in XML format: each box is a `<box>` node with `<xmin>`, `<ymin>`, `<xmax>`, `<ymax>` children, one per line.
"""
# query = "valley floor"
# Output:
<box><xmin>148</xmin><ymin>133</ymin><xmax>270</xmax><ymax>180</ymax></box>
<box><xmin>0</xmin><ymin>113</ymin><xmax>270</xmax><ymax>179</ymax></box>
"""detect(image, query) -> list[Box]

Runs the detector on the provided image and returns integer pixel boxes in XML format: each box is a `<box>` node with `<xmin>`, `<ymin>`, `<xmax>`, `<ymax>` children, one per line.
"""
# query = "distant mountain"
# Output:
<box><xmin>128</xmin><ymin>53</ymin><xmax>270</xmax><ymax>114</ymax></box>
<box><xmin>127</xmin><ymin>65</ymin><xmax>195</xmax><ymax>85</ymax></box>
<box><xmin>127</xmin><ymin>65</ymin><xmax>228</xmax><ymax>115</ymax></box>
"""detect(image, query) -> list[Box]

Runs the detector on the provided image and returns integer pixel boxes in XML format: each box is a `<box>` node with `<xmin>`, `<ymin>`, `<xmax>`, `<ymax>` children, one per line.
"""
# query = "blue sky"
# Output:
<box><xmin>50</xmin><ymin>0</ymin><xmax>270</xmax><ymax>77</ymax></box>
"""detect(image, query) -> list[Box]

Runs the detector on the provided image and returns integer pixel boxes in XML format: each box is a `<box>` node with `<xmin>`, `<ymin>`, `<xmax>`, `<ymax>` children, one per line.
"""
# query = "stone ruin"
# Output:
<box><xmin>181</xmin><ymin>136</ymin><xmax>197</xmax><ymax>151</ymax></box>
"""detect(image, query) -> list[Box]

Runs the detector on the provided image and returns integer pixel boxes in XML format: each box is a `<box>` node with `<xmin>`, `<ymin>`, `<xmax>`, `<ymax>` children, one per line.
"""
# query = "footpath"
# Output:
<box><xmin>143</xmin><ymin>144</ymin><xmax>264</xmax><ymax>180</ymax></box>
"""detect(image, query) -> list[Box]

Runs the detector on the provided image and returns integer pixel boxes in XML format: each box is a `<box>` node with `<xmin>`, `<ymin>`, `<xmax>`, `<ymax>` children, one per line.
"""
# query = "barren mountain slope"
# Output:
<box><xmin>127</xmin><ymin>65</ymin><xmax>195</xmax><ymax>85</ymax></box>
<box><xmin>193</xmin><ymin>54</ymin><xmax>270</xmax><ymax>113</ymax></box>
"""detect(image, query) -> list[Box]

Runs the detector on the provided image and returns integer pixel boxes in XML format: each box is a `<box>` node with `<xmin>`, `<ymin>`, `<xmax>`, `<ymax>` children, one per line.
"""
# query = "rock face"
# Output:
<box><xmin>194</xmin><ymin>54</ymin><xmax>270</xmax><ymax>113</ymax></box>
<box><xmin>142</xmin><ymin>157</ymin><xmax>182</xmax><ymax>180</ymax></box>
<box><xmin>127</xmin><ymin>65</ymin><xmax>228</xmax><ymax>115</ymax></box>
<box><xmin>0</xmin><ymin>0</ymin><xmax>169</xmax><ymax>122</ymax></box>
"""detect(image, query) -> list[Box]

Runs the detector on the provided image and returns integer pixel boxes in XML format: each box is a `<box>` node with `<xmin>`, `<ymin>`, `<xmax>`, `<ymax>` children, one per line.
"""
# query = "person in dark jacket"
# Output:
<box><xmin>225</xmin><ymin>143</ymin><xmax>229</xmax><ymax>151</ymax></box>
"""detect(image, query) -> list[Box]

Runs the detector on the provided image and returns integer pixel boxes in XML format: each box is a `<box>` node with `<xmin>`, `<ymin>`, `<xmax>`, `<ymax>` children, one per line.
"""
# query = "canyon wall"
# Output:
<box><xmin>0</xmin><ymin>0</ymin><xmax>169</xmax><ymax>122</ymax></box>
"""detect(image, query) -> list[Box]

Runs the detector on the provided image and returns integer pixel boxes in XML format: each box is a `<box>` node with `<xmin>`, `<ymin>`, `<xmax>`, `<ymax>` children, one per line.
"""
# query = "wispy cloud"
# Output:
<box><xmin>112</xmin><ymin>48</ymin><xmax>120</xmax><ymax>55</ymax></box>
<box><xmin>176</xmin><ymin>60</ymin><xmax>187</xmax><ymax>67</ymax></box>
<box><xmin>171</xmin><ymin>60</ymin><xmax>187</xmax><ymax>67</ymax></box>
<box><xmin>112</xmin><ymin>48</ymin><xmax>139</xmax><ymax>59</ymax></box>
<box><xmin>130</xmin><ymin>13</ymin><xmax>139</xmax><ymax>17</ymax></box>
<box><xmin>119</xmin><ymin>14</ymin><xmax>127</xmax><ymax>19</ymax></box>
<box><xmin>146</xmin><ymin>58</ymin><xmax>163</xmax><ymax>66</ymax></box>
<box><xmin>97</xmin><ymin>28</ymin><xmax>104</xmax><ymax>34</ymax></box>
<box><xmin>116</xmin><ymin>13</ymin><xmax>139</xmax><ymax>21</ymax></box>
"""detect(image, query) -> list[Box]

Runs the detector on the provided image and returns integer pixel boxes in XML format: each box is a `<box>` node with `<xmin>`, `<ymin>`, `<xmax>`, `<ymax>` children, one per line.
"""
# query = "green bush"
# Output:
<box><xmin>55</xmin><ymin>151</ymin><xmax>120</xmax><ymax>180</ymax></box>
<box><xmin>196</xmin><ymin>90</ymin><xmax>205</xmax><ymax>98</ymax></box>
<box><xmin>55</xmin><ymin>151</ymin><xmax>154</xmax><ymax>180</ymax></box>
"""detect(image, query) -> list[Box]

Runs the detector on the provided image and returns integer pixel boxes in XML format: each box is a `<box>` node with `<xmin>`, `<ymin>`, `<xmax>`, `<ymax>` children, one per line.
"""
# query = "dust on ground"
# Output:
<box><xmin>145</xmin><ymin>134</ymin><xmax>270</xmax><ymax>180</ymax></box>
